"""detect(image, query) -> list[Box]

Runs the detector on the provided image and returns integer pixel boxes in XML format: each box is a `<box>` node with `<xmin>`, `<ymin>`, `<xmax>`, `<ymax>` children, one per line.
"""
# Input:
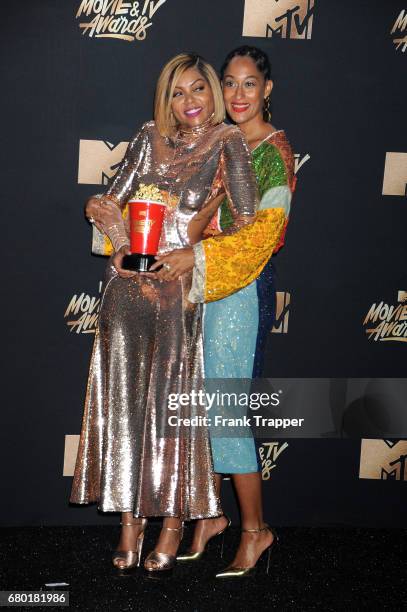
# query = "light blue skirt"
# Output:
<box><xmin>204</xmin><ymin>281</ymin><xmax>260</xmax><ymax>473</ymax></box>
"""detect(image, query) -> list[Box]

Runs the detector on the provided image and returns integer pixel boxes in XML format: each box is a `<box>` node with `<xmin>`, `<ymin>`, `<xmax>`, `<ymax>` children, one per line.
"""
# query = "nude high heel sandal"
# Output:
<box><xmin>144</xmin><ymin>523</ymin><xmax>184</xmax><ymax>573</ymax></box>
<box><xmin>112</xmin><ymin>518</ymin><xmax>147</xmax><ymax>570</ymax></box>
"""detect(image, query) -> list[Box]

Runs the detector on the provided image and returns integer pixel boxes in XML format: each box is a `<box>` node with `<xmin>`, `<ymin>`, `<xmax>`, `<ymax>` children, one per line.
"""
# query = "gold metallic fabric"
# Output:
<box><xmin>70</xmin><ymin>120</ymin><xmax>257</xmax><ymax>518</ymax></box>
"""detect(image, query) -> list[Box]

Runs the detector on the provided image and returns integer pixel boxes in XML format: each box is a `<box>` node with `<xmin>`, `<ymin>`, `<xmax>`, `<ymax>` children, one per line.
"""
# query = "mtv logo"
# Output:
<box><xmin>398</xmin><ymin>291</ymin><xmax>407</xmax><ymax>303</ymax></box>
<box><xmin>359</xmin><ymin>439</ymin><xmax>407</xmax><ymax>481</ymax></box>
<box><xmin>242</xmin><ymin>0</ymin><xmax>314</xmax><ymax>39</ymax></box>
<box><xmin>259</xmin><ymin>441</ymin><xmax>289</xmax><ymax>480</ymax></box>
<box><xmin>78</xmin><ymin>139</ymin><xmax>128</xmax><ymax>185</ymax></box>
<box><xmin>63</xmin><ymin>434</ymin><xmax>80</xmax><ymax>476</ymax></box>
<box><xmin>391</xmin><ymin>10</ymin><xmax>407</xmax><ymax>52</ymax></box>
<box><xmin>384</xmin><ymin>439</ymin><xmax>401</xmax><ymax>448</ymax></box>
<box><xmin>294</xmin><ymin>153</ymin><xmax>310</xmax><ymax>175</ymax></box>
<box><xmin>272</xmin><ymin>291</ymin><xmax>290</xmax><ymax>334</ymax></box>
<box><xmin>382</xmin><ymin>152</ymin><xmax>407</xmax><ymax>196</ymax></box>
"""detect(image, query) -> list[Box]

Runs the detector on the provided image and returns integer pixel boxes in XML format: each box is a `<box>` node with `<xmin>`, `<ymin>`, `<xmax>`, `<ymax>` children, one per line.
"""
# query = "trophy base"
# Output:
<box><xmin>122</xmin><ymin>253</ymin><xmax>156</xmax><ymax>272</ymax></box>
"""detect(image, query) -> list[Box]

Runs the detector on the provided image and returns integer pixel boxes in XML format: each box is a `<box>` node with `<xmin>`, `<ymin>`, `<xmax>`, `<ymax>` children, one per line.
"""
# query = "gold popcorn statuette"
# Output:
<box><xmin>122</xmin><ymin>184</ymin><xmax>167</xmax><ymax>272</ymax></box>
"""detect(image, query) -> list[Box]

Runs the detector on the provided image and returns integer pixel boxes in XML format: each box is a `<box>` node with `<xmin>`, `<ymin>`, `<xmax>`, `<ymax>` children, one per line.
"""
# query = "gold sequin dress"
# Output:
<box><xmin>70</xmin><ymin>118</ymin><xmax>257</xmax><ymax>519</ymax></box>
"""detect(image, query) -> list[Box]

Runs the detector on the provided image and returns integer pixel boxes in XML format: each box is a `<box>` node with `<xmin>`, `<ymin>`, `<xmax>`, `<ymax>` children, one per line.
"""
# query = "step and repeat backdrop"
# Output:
<box><xmin>1</xmin><ymin>1</ymin><xmax>406</xmax><ymax>526</ymax></box>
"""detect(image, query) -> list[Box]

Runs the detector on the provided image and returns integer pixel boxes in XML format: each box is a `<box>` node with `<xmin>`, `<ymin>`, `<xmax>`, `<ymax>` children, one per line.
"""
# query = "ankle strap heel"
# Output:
<box><xmin>216</xmin><ymin>524</ymin><xmax>279</xmax><ymax>579</ymax></box>
<box><xmin>144</xmin><ymin>521</ymin><xmax>184</xmax><ymax>573</ymax></box>
<box><xmin>177</xmin><ymin>514</ymin><xmax>231</xmax><ymax>563</ymax></box>
<box><xmin>112</xmin><ymin>518</ymin><xmax>147</xmax><ymax>571</ymax></box>
<box><xmin>162</xmin><ymin>522</ymin><xmax>184</xmax><ymax>540</ymax></box>
<box><xmin>242</xmin><ymin>523</ymin><xmax>269</xmax><ymax>533</ymax></box>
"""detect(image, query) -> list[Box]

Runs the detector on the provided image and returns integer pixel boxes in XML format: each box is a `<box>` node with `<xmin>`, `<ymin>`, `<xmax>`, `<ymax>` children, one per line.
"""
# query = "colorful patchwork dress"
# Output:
<box><xmin>192</xmin><ymin>130</ymin><xmax>295</xmax><ymax>473</ymax></box>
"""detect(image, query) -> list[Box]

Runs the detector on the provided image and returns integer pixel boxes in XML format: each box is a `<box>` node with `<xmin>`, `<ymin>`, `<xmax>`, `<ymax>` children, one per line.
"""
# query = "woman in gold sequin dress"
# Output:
<box><xmin>69</xmin><ymin>53</ymin><xmax>263</xmax><ymax>572</ymax></box>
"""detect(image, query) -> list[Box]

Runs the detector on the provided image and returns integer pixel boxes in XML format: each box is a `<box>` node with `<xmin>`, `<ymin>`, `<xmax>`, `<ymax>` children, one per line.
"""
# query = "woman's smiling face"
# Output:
<box><xmin>171</xmin><ymin>67</ymin><xmax>215</xmax><ymax>129</ymax></box>
<box><xmin>222</xmin><ymin>56</ymin><xmax>272</xmax><ymax>125</ymax></box>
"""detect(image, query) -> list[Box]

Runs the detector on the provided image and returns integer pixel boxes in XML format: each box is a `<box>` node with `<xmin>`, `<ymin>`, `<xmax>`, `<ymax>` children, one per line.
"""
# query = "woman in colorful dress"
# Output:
<box><xmin>70</xmin><ymin>52</ymin><xmax>286</xmax><ymax>574</ymax></box>
<box><xmin>173</xmin><ymin>46</ymin><xmax>296</xmax><ymax>578</ymax></box>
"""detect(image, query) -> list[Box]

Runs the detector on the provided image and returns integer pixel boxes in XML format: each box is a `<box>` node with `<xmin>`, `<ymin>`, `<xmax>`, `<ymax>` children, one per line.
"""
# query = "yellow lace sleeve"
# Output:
<box><xmin>202</xmin><ymin>208</ymin><xmax>286</xmax><ymax>302</ymax></box>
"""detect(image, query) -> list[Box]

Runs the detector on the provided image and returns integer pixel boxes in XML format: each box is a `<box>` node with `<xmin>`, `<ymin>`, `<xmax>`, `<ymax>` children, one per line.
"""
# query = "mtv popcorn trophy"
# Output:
<box><xmin>122</xmin><ymin>184</ymin><xmax>167</xmax><ymax>272</ymax></box>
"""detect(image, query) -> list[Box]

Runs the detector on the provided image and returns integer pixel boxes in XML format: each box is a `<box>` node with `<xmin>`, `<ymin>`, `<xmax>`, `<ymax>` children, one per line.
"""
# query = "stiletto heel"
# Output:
<box><xmin>215</xmin><ymin>524</ymin><xmax>278</xmax><ymax>579</ymax></box>
<box><xmin>144</xmin><ymin>522</ymin><xmax>184</xmax><ymax>573</ymax></box>
<box><xmin>177</xmin><ymin>515</ymin><xmax>231</xmax><ymax>562</ymax></box>
<box><xmin>220</xmin><ymin>529</ymin><xmax>226</xmax><ymax>559</ymax></box>
<box><xmin>266</xmin><ymin>541</ymin><xmax>273</xmax><ymax>575</ymax></box>
<box><xmin>112</xmin><ymin>518</ymin><xmax>147</xmax><ymax>570</ymax></box>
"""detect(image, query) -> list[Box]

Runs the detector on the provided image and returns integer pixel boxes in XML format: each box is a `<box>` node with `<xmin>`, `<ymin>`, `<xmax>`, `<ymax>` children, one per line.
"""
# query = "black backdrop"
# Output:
<box><xmin>1</xmin><ymin>0</ymin><xmax>406</xmax><ymax>527</ymax></box>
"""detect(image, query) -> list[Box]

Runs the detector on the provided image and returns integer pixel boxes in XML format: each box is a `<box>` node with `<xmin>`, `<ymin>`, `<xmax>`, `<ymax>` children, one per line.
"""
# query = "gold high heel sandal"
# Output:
<box><xmin>215</xmin><ymin>524</ymin><xmax>278</xmax><ymax>579</ymax></box>
<box><xmin>144</xmin><ymin>523</ymin><xmax>184</xmax><ymax>573</ymax></box>
<box><xmin>112</xmin><ymin>518</ymin><xmax>147</xmax><ymax>570</ymax></box>
<box><xmin>177</xmin><ymin>515</ymin><xmax>231</xmax><ymax>562</ymax></box>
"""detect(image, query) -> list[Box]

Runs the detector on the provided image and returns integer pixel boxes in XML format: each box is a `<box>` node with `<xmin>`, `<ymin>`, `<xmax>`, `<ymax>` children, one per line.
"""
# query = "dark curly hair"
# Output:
<box><xmin>220</xmin><ymin>45</ymin><xmax>272</xmax><ymax>82</ymax></box>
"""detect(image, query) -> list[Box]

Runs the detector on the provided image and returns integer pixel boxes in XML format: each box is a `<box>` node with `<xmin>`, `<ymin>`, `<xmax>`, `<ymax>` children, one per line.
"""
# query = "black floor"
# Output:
<box><xmin>1</xmin><ymin>525</ymin><xmax>406</xmax><ymax>611</ymax></box>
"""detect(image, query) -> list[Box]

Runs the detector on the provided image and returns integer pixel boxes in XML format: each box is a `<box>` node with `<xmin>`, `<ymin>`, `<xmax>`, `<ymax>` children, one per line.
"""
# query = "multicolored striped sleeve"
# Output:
<box><xmin>188</xmin><ymin>207</ymin><xmax>287</xmax><ymax>303</ymax></box>
<box><xmin>189</xmin><ymin>139</ymin><xmax>294</xmax><ymax>303</ymax></box>
<box><xmin>255</xmin><ymin>136</ymin><xmax>295</xmax><ymax>253</ymax></box>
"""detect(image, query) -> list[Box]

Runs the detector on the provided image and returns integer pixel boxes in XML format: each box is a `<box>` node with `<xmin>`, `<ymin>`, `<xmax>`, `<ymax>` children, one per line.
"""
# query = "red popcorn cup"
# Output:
<box><xmin>122</xmin><ymin>199</ymin><xmax>166</xmax><ymax>272</ymax></box>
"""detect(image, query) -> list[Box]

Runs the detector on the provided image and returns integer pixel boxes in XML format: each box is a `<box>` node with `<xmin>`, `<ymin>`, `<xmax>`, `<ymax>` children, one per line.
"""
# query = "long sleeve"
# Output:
<box><xmin>189</xmin><ymin>134</ymin><xmax>294</xmax><ymax>303</ymax></box>
<box><xmin>190</xmin><ymin>208</ymin><xmax>286</xmax><ymax>302</ymax></box>
<box><xmin>91</xmin><ymin>194</ymin><xmax>130</xmax><ymax>255</ymax></box>
<box><xmin>188</xmin><ymin>128</ymin><xmax>258</xmax><ymax>302</ymax></box>
<box><xmin>91</xmin><ymin>123</ymin><xmax>150</xmax><ymax>255</ymax></box>
<box><xmin>255</xmin><ymin>135</ymin><xmax>295</xmax><ymax>254</ymax></box>
<box><xmin>220</xmin><ymin>127</ymin><xmax>258</xmax><ymax>231</ymax></box>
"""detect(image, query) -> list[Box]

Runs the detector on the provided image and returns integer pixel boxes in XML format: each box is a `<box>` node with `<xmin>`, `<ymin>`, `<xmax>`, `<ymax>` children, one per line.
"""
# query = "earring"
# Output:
<box><xmin>263</xmin><ymin>96</ymin><xmax>272</xmax><ymax>123</ymax></box>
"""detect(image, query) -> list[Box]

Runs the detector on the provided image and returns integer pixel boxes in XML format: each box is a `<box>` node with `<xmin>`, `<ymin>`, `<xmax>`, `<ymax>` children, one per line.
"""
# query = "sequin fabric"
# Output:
<box><xmin>192</xmin><ymin>130</ymin><xmax>295</xmax><ymax>302</ymax></box>
<box><xmin>70</xmin><ymin>120</ymin><xmax>258</xmax><ymax>518</ymax></box>
<box><xmin>201</xmin><ymin>208</ymin><xmax>286</xmax><ymax>302</ymax></box>
<box><xmin>254</xmin><ymin>131</ymin><xmax>296</xmax><ymax>252</ymax></box>
<box><xmin>203</xmin><ymin>130</ymin><xmax>296</xmax><ymax>473</ymax></box>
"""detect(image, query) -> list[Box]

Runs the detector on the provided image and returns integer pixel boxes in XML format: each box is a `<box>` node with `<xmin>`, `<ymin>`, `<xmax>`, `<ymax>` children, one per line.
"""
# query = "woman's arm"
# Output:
<box><xmin>191</xmin><ymin>208</ymin><xmax>286</xmax><ymax>302</ymax></box>
<box><xmin>255</xmin><ymin>134</ymin><xmax>295</xmax><ymax>254</ymax></box>
<box><xmin>187</xmin><ymin>192</ymin><xmax>226</xmax><ymax>245</ymax></box>
<box><xmin>186</xmin><ymin>126</ymin><xmax>257</xmax><ymax>247</ymax></box>
<box><xmin>86</xmin><ymin>124</ymin><xmax>150</xmax><ymax>254</ymax></box>
<box><xmin>189</xmin><ymin>135</ymin><xmax>293</xmax><ymax>303</ymax></box>
<box><xmin>151</xmin><ymin>128</ymin><xmax>257</xmax><ymax>283</ymax></box>
<box><xmin>219</xmin><ymin>127</ymin><xmax>257</xmax><ymax>230</ymax></box>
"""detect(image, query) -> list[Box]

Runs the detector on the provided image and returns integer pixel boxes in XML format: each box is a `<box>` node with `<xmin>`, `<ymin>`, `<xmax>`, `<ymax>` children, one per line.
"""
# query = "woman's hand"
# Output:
<box><xmin>85</xmin><ymin>197</ymin><xmax>104</xmax><ymax>232</ymax></box>
<box><xmin>149</xmin><ymin>247</ymin><xmax>195</xmax><ymax>281</ymax></box>
<box><xmin>112</xmin><ymin>245</ymin><xmax>138</xmax><ymax>279</ymax></box>
<box><xmin>187</xmin><ymin>191</ymin><xmax>226</xmax><ymax>244</ymax></box>
<box><xmin>85</xmin><ymin>196</ymin><xmax>119</xmax><ymax>233</ymax></box>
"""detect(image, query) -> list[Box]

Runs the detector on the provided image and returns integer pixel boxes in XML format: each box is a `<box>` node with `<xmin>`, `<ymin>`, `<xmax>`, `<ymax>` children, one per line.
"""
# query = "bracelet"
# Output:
<box><xmin>115</xmin><ymin>242</ymin><xmax>130</xmax><ymax>253</ymax></box>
